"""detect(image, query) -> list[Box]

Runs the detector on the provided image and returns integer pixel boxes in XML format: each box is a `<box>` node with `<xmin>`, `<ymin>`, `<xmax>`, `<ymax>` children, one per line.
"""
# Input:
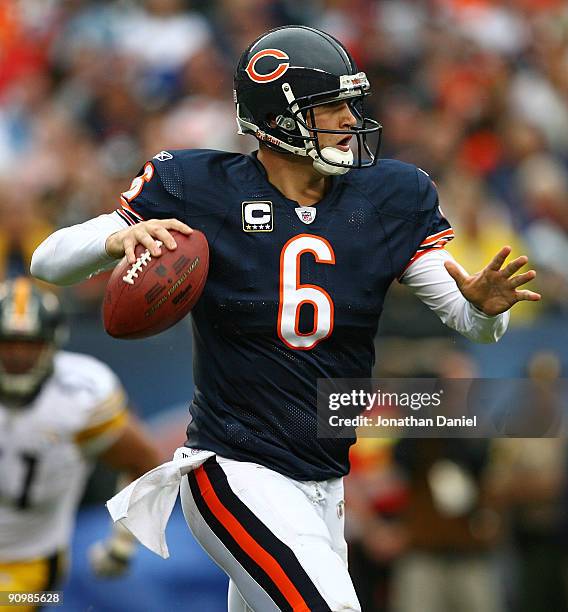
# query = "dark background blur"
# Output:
<box><xmin>2</xmin><ymin>0</ymin><xmax>567</xmax><ymax>610</ymax></box>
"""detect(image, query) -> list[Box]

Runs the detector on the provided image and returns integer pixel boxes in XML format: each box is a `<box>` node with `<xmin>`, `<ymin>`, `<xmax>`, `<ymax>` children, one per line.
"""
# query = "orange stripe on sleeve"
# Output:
<box><xmin>119</xmin><ymin>198</ymin><xmax>144</xmax><ymax>220</ymax></box>
<box><xmin>194</xmin><ymin>466</ymin><xmax>311</xmax><ymax>612</ymax></box>
<box><xmin>419</xmin><ymin>228</ymin><xmax>454</xmax><ymax>247</ymax></box>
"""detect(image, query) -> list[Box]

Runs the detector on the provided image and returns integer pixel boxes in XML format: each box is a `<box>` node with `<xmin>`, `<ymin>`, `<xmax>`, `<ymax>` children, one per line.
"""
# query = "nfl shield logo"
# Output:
<box><xmin>295</xmin><ymin>207</ymin><xmax>316</xmax><ymax>225</ymax></box>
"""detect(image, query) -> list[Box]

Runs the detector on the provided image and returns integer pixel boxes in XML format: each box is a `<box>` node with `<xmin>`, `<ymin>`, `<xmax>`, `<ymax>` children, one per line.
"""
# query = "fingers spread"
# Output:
<box><xmin>502</xmin><ymin>255</ymin><xmax>528</xmax><ymax>278</ymax></box>
<box><xmin>487</xmin><ymin>246</ymin><xmax>512</xmax><ymax>271</ymax></box>
<box><xmin>509</xmin><ymin>270</ymin><xmax>536</xmax><ymax>288</ymax></box>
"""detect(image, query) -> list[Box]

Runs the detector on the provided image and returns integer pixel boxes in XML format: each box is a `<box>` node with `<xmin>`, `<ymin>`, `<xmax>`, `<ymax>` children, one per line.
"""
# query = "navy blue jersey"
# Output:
<box><xmin>117</xmin><ymin>150</ymin><xmax>453</xmax><ymax>480</ymax></box>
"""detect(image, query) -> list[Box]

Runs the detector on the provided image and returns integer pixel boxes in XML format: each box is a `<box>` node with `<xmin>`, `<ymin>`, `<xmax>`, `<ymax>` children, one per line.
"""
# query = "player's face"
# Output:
<box><xmin>309</xmin><ymin>101</ymin><xmax>357</xmax><ymax>151</ymax></box>
<box><xmin>0</xmin><ymin>340</ymin><xmax>47</xmax><ymax>375</ymax></box>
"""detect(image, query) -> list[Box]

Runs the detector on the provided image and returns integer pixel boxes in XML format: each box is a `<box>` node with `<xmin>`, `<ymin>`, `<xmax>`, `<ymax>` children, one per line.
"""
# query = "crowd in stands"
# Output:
<box><xmin>1</xmin><ymin>1</ymin><xmax>567</xmax><ymax>610</ymax></box>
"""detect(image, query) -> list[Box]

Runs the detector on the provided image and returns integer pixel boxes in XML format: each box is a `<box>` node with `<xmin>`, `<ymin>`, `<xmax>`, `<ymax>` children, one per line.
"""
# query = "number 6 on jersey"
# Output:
<box><xmin>278</xmin><ymin>234</ymin><xmax>335</xmax><ymax>350</ymax></box>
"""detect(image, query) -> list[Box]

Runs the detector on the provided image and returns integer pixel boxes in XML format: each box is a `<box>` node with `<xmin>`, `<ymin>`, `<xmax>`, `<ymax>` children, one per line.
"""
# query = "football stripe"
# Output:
<box><xmin>399</xmin><ymin>242</ymin><xmax>453</xmax><ymax>279</ymax></box>
<box><xmin>419</xmin><ymin>228</ymin><xmax>454</xmax><ymax>247</ymax></box>
<box><xmin>202</xmin><ymin>459</ymin><xmax>331</xmax><ymax>610</ymax></box>
<box><xmin>119</xmin><ymin>197</ymin><xmax>144</xmax><ymax>221</ymax></box>
<box><xmin>115</xmin><ymin>208</ymin><xmax>138</xmax><ymax>226</ymax></box>
<box><xmin>188</xmin><ymin>469</ymin><xmax>293</xmax><ymax>611</ymax></box>
<box><xmin>188</xmin><ymin>458</ymin><xmax>330</xmax><ymax>611</ymax></box>
<box><xmin>415</xmin><ymin>238</ymin><xmax>452</xmax><ymax>253</ymax></box>
<box><xmin>74</xmin><ymin>409</ymin><xmax>128</xmax><ymax>445</ymax></box>
<box><xmin>12</xmin><ymin>277</ymin><xmax>32</xmax><ymax>317</ymax></box>
<box><xmin>422</xmin><ymin>227</ymin><xmax>453</xmax><ymax>241</ymax></box>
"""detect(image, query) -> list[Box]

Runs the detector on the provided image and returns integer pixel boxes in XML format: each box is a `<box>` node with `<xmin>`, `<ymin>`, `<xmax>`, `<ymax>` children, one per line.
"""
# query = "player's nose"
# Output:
<box><xmin>339</xmin><ymin>102</ymin><xmax>357</xmax><ymax>129</ymax></box>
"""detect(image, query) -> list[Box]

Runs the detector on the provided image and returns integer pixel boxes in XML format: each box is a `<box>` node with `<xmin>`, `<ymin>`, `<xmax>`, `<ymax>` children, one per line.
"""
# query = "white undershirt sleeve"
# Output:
<box><xmin>400</xmin><ymin>249</ymin><xmax>510</xmax><ymax>343</ymax></box>
<box><xmin>33</xmin><ymin>214</ymin><xmax>510</xmax><ymax>342</ymax></box>
<box><xmin>30</xmin><ymin>212</ymin><xmax>128</xmax><ymax>286</ymax></box>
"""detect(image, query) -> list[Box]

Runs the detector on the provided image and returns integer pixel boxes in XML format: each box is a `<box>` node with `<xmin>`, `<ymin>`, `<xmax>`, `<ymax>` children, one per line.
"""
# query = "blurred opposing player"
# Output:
<box><xmin>31</xmin><ymin>26</ymin><xmax>540</xmax><ymax>611</ymax></box>
<box><xmin>0</xmin><ymin>278</ymin><xmax>160</xmax><ymax>610</ymax></box>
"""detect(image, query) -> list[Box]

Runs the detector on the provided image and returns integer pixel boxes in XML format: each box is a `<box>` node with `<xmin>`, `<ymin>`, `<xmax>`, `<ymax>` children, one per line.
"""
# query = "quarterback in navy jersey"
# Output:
<box><xmin>32</xmin><ymin>25</ymin><xmax>540</xmax><ymax>612</ymax></box>
<box><xmin>115</xmin><ymin>148</ymin><xmax>453</xmax><ymax>482</ymax></box>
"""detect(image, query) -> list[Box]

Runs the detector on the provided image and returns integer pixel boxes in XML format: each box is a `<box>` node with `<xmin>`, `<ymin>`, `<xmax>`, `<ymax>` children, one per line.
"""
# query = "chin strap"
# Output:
<box><xmin>236</xmin><ymin>84</ymin><xmax>355</xmax><ymax>176</ymax></box>
<box><xmin>281</xmin><ymin>83</ymin><xmax>353</xmax><ymax>176</ymax></box>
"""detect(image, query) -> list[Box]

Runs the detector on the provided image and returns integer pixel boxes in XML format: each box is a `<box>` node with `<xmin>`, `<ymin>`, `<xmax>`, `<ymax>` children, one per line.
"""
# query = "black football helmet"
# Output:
<box><xmin>234</xmin><ymin>25</ymin><xmax>382</xmax><ymax>176</ymax></box>
<box><xmin>0</xmin><ymin>278</ymin><xmax>67</xmax><ymax>403</ymax></box>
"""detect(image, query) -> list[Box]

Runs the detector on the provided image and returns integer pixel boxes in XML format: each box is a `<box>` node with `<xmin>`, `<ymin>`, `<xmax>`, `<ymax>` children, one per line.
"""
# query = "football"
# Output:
<box><xmin>103</xmin><ymin>230</ymin><xmax>209</xmax><ymax>339</ymax></box>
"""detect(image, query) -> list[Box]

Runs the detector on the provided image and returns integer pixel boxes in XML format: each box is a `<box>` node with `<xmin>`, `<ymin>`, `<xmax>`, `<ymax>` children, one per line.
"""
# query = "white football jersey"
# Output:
<box><xmin>0</xmin><ymin>351</ymin><xmax>127</xmax><ymax>561</ymax></box>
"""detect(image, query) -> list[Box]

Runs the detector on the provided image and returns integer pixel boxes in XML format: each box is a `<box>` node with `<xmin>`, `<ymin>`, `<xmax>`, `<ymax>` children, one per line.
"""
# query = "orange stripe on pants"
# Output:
<box><xmin>194</xmin><ymin>465</ymin><xmax>311</xmax><ymax>612</ymax></box>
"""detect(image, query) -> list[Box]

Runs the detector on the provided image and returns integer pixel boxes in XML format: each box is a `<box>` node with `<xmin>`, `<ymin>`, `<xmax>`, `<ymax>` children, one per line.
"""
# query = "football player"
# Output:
<box><xmin>0</xmin><ymin>278</ymin><xmax>160</xmax><ymax>611</ymax></box>
<box><xmin>31</xmin><ymin>26</ymin><xmax>540</xmax><ymax>611</ymax></box>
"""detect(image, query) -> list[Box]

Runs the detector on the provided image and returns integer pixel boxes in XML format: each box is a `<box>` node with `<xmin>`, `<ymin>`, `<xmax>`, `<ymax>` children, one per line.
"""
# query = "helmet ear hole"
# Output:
<box><xmin>276</xmin><ymin>115</ymin><xmax>296</xmax><ymax>132</ymax></box>
<box><xmin>266</xmin><ymin>114</ymin><xmax>278</xmax><ymax>129</ymax></box>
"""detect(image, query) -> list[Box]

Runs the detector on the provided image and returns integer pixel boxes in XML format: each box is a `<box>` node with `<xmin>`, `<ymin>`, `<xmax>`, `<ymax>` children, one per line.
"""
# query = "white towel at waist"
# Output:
<box><xmin>106</xmin><ymin>447</ymin><xmax>215</xmax><ymax>559</ymax></box>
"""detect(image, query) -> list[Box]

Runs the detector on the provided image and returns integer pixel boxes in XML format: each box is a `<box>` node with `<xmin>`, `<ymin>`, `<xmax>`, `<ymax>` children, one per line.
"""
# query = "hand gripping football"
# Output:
<box><xmin>103</xmin><ymin>230</ymin><xmax>209</xmax><ymax>339</ymax></box>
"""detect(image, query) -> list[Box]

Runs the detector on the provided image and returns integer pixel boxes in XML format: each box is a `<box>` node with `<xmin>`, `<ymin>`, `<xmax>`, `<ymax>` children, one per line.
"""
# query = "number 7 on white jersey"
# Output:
<box><xmin>278</xmin><ymin>234</ymin><xmax>335</xmax><ymax>350</ymax></box>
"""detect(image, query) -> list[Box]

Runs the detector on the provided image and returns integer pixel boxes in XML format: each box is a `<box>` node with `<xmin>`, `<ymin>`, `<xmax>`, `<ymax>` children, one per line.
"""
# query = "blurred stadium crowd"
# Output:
<box><xmin>1</xmin><ymin>0</ymin><xmax>568</xmax><ymax>610</ymax></box>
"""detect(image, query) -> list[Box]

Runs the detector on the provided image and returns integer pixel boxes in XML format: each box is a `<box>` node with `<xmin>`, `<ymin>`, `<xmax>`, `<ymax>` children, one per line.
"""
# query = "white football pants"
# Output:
<box><xmin>180</xmin><ymin>455</ymin><xmax>361</xmax><ymax>611</ymax></box>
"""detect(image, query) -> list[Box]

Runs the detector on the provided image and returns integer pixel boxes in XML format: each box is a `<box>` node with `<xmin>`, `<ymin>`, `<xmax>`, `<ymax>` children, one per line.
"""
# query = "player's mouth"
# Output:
<box><xmin>336</xmin><ymin>135</ymin><xmax>352</xmax><ymax>151</ymax></box>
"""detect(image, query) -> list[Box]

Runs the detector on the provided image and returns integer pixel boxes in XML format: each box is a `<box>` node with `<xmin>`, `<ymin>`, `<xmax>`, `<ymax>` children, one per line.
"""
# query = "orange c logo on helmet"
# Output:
<box><xmin>246</xmin><ymin>49</ymin><xmax>290</xmax><ymax>83</ymax></box>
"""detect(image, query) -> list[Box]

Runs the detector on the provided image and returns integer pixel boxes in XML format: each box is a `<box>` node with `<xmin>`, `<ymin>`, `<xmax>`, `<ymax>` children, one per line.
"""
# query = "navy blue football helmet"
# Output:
<box><xmin>234</xmin><ymin>25</ymin><xmax>382</xmax><ymax>176</ymax></box>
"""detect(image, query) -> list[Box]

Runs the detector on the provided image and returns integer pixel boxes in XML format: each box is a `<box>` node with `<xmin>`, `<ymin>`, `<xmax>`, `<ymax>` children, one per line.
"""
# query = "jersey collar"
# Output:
<box><xmin>247</xmin><ymin>151</ymin><xmax>344</xmax><ymax>208</ymax></box>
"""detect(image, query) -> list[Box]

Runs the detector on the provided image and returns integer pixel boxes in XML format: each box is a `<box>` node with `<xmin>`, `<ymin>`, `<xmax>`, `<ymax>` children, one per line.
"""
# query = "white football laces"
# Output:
<box><xmin>122</xmin><ymin>241</ymin><xmax>163</xmax><ymax>285</ymax></box>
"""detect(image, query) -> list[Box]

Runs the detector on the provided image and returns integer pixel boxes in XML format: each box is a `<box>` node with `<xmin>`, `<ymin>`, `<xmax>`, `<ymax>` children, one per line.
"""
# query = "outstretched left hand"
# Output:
<box><xmin>444</xmin><ymin>246</ymin><xmax>542</xmax><ymax>316</ymax></box>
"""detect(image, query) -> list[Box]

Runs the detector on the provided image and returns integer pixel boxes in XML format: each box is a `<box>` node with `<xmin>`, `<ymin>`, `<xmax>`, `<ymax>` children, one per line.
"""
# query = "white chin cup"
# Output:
<box><xmin>312</xmin><ymin>147</ymin><xmax>353</xmax><ymax>176</ymax></box>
